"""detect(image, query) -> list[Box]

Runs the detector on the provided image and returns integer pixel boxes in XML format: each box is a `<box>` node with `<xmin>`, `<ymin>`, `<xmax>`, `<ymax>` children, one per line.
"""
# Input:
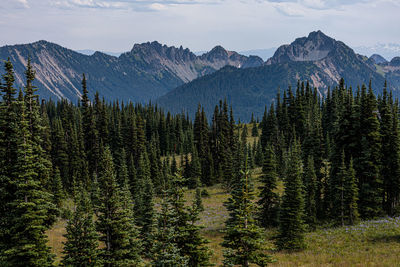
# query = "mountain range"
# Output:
<box><xmin>1</xmin><ymin>31</ymin><xmax>400</xmax><ymax>120</ymax></box>
<box><xmin>0</xmin><ymin>40</ymin><xmax>262</xmax><ymax>103</ymax></box>
<box><xmin>158</xmin><ymin>31</ymin><xmax>400</xmax><ymax>120</ymax></box>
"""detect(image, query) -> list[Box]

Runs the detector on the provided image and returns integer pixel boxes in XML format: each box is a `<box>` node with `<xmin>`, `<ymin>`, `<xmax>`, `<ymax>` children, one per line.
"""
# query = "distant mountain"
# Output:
<box><xmin>354</xmin><ymin>43</ymin><xmax>400</xmax><ymax>61</ymax></box>
<box><xmin>76</xmin><ymin>49</ymin><xmax>122</xmax><ymax>57</ymax></box>
<box><xmin>0</xmin><ymin>41</ymin><xmax>262</xmax><ymax>102</ymax></box>
<box><xmin>369</xmin><ymin>54</ymin><xmax>388</xmax><ymax>64</ymax></box>
<box><xmin>123</xmin><ymin>42</ymin><xmax>263</xmax><ymax>83</ymax></box>
<box><xmin>239</xmin><ymin>48</ymin><xmax>277</xmax><ymax>61</ymax></box>
<box><xmin>158</xmin><ymin>31</ymin><xmax>398</xmax><ymax>121</ymax></box>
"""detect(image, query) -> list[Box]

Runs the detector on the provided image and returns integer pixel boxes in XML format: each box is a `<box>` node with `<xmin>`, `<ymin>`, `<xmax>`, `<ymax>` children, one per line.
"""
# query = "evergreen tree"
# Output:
<box><xmin>344</xmin><ymin>158</ymin><xmax>359</xmax><ymax>225</ymax></box>
<box><xmin>81</xmin><ymin>74</ymin><xmax>100</xmax><ymax>176</ymax></box>
<box><xmin>303</xmin><ymin>156</ymin><xmax>317</xmax><ymax>229</ymax></box>
<box><xmin>171</xmin><ymin>172</ymin><xmax>212</xmax><ymax>266</ymax></box>
<box><xmin>330</xmin><ymin>151</ymin><xmax>347</xmax><ymax>226</ymax></box>
<box><xmin>24</xmin><ymin>58</ymin><xmax>53</xmax><ymax>189</ymax></box>
<box><xmin>136</xmin><ymin>156</ymin><xmax>156</xmax><ymax>256</ymax></box>
<box><xmin>194</xmin><ymin>187</ymin><xmax>204</xmax><ymax>212</ymax></box>
<box><xmin>96</xmin><ymin>147</ymin><xmax>142</xmax><ymax>266</ymax></box>
<box><xmin>276</xmin><ymin>139</ymin><xmax>306</xmax><ymax>250</ymax></box>
<box><xmin>151</xmin><ymin>196</ymin><xmax>188</xmax><ymax>267</ymax></box>
<box><xmin>52</xmin><ymin>167</ymin><xmax>64</xmax><ymax>208</ymax></box>
<box><xmin>222</xmin><ymin>160</ymin><xmax>273</xmax><ymax>266</ymax></box>
<box><xmin>357</xmin><ymin>84</ymin><xmax>383</xmax><ymax>218</ymax></box>
<box><xmin>3</xmin><ymin>91</ymin><xmax>57</xmax><ymax>266</ymax></box>
<box><xmin>258</xmin><ymin>145</ymin><xmax>280</xmax><ymax>228</ymax></box>
<box><xmin>0</xmin><ymin>59</ymin><xmax>19</xmax><ymax>256</ymax></box>
<box><xmin>62</xmin><ymin>187</ymin><xmax>100</xmax><ymax>267</ymax></box>
<box><xmin>380</xmin><ymin>86</ymin><xmax>400</xmax><ymax>215</ymax></box>
<box><xmin>251</xmin><ymin>121</ymin><xmax>259</xmax><ymax>137</ymax></box>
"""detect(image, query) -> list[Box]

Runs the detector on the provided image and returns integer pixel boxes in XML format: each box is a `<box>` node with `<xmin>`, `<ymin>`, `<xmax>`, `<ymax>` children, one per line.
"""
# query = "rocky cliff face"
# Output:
<box><xmin>121</xmin><ymin>42</ymin><xmax>263</xmax><ymax>82</ymax></box>
<box><xmin>0</xmin><ymin>40</ymin><xmax>263</xmax><ymax>102</ymax></box>
<box><xmin>266</xmin><ymin>30</ymin><xmax>337</xmax><ymax>64</ymax></box>
<box><xmin>264</xmin><ymin>30</ymin><xmax>385</xmax><ymax>93</ymax></box>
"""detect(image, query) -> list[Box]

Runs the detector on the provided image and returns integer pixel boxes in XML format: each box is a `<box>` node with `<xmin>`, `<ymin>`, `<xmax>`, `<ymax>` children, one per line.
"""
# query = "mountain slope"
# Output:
<box><xmin>158</xmin><ymin>31</ymin><xmax>394</xmax><ymax>120</ymax></box>
<box><xmin>0</xmin><ymin>41</ymin><xmax>262</xmax><ymax>102</ymax></box>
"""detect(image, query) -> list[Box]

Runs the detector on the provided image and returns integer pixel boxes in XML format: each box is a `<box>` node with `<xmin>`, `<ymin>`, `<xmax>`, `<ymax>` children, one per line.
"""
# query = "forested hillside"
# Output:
<box><xmin>1</xmin><ymin>58</ymin><xmax>400</xmax><ymax>266</ymax></box>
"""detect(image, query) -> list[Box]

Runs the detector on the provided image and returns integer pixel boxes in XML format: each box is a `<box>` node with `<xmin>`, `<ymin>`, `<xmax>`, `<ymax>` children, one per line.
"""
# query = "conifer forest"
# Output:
<box><xmin>2</xmin><ymin>57</ymin><xmax>400</xmax><ymax>267</ymax></box>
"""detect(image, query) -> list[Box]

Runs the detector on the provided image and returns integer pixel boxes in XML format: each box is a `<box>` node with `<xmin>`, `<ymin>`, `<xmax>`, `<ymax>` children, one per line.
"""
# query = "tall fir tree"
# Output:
<box><xmin>96</xmin><ymin>146</ymin><xmax>142</xmax><ymax>266</ymax></box>
<box><xmin>62</xmin><ymin>186</ymin><xmax>101</xmax><ymax>267</ymax></box>
<box><xmin>380</xmin><ymin>86</ymin><xmax>400</xmax><ymax>215</ymax></box>
<box><xmin>276</xmin><ymin>138</ymin><xmax>306</xmax><ymax>250</ymax></box>
<box><xmin>258</xmin><ymin>145</ymin><xmax>280</xmax><ymax>228</ymax></box>
<box><xmin>222</xmin><ymin>159</ymin><xmax>273</xmax><ymax>266</ymax></box>
<box><xmin>3</xmin><ymin>90</ymin><xmax>57</xmax><ymax>266</ymax></box>
<box><xmin>357</xmin><ymin>84</ymin><xmax>383</xmax><ymax>219</ymax></box>
<box><xmin>0</xmin><ymin>59</ymin><xmax>19</xmax><ymax>256</ymax></box>
<box><xmin>344</xmin><ymin>158</ymin><xmax>359</xmax><ymax>225</ymax></box>
<box><xmin>303</xmin><ymin>156</ymin><xmax>317</xmax><ymax>229</ymax></box>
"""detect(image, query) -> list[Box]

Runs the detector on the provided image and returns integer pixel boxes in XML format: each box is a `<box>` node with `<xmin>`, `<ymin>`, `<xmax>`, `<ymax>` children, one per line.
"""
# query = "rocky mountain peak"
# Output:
<box><xmin>390</xmin><ymin>57</ymin><xmax>400</xmax><ymax>66</ymax></box>
<box><xmin>201</xmin><ymin>45</ymin><xmax>229</xmax><ymax>61</ymax></box>
<box><xmin>127</xmin><ymin>41</ymin><xmax>196</xmax><ymax>63</ymax></box>
<box><xmin>369</xmin><ymin>54</ymin><xmax>388</xmax><ymax>64</ymax></box>
<box><xmin>266</xmin><ymin>30</ymin><xmax>339</xmax><ymax>65</ymax></box>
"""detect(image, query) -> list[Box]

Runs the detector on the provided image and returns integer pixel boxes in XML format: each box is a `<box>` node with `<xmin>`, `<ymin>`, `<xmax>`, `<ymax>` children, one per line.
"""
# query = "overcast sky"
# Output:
<box><xmin>1</xmin><ymin>0</ymin><xmax>399</xmax><ymax>53</ymax></box>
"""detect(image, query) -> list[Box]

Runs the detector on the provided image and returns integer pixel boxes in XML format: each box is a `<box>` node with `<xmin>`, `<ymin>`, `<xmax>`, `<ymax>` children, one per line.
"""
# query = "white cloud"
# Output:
<box><xmin>0</xmin><ymin>0</ymin><xmax>399</xmax><ymax>53</ymax></box>
<box><xmin>274</xmin><ymin>2</ymin><xmax>306</xmax><ymax>16</ymax></box>
<box><xmin>265</xmin><ymin>0</ymin><xmax>379</xmax><ymax>11</ymax></box>
<box><xmin>51</xmin><ymin>0</ymin><xmax>221</xmax><ymax>11</ymax></box>
<box><xmin>3</xmin><ymin>0</ymin><xmax>30</xmax><ymax>9</ymax></box>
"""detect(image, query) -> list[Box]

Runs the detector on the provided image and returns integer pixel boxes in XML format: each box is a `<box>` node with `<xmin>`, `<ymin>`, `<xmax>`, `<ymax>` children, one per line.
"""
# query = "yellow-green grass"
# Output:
<box><xmin>47</xmin><ymin>218</ymin><xmax>67</xmax><ymax>265</ymax></box>
<box><xmin>270</xmin><ymin>217</ymin><xmax>400</xmax><ymax>266</ymax></box>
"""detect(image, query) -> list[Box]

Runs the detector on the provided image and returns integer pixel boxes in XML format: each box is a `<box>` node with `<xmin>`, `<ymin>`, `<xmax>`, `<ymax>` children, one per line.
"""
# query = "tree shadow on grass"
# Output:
<box><xmin>370</xmin><ymin>235</ymin><xmax>400</xmax><ymax>243</ymax></box>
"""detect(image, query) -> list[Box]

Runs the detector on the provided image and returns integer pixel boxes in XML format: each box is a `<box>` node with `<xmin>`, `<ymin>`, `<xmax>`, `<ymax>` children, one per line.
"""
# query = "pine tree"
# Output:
<box><xmin>222</xmin><ymin>160</ymin><xmax>273</xmax><ymax>266</ymax></box>
<box><xmin>51</xmin><ymin>118</ymin><xmax>70</xmax><ymax>189</ymax></box>
<box><xmin>24</xmin><ymin>58</ymin><xmax>53</xmax><ymax>189</ymax></box>
<box><xmin>0</xmin><ymin>59</ymin><xmax>19</xmax><ymax>256</ymax></box>
<box><xmin>62</xmin><ymin>186</ymin><xmax>101</xmax><ymax>267</ymax></box>
<box><xmin>135</xmin><ymin>154</ymin><xmax>156</xmax><ymax>256</ymax></box>
<box><xmin>251</xmin><ymin>121</ymin><xmax>259</xmax><ymax>137</ymax></box>
<box><xmin>184</xmin><ymin>197</ymin><xmax>212</xmax><ymax>267</ymax></box>
<box><xmin>152</xmin><ymin>171</ymin><xmax>211</xmax><ymax>266</ymax></box>
<box><xmin>81</xmin><ymin>74</ymin><xmax>100</xmax><ymax>176</ymax></box>
<box><xmin>276</xmin><ymin>139</ymin><xmax>306</xmax><ymax>250</ymax></box>
<box><xmin>188</xmin><ymin>149</ymin><xmax>202</xmax><ymax>189</ymax></box>
<box><xmin>3</xmin><ymin>91</ymin><xmax>57</xmax><ymax>266</ymax></box>
<box><xmin>344</xmin><ymin>158</ymin><xmax>359</xmax><ymax>225</ymax></box>
<box><xmin>151</xmin><ymin>196</ymin><xmax>188</xmax><ymax>267</ymax></box>
<box><xmin>52</xmin><ymin>167</ymin><xmax>64</xmax><ymax>208</ymax></box>
<box><xmin>194</xmin><ymin>187</ymin><xmax>204</xmax><ymax>212</ymax></box>
<box><xmin>303</xmin><ymin>156</ymin><xmax>317</xmax><ymax>229</ymax></box>
<box><xmin>380</xmin><ymin>86</ymin><xmax>400</xmax><ymax>215</ymax></box>
<box><xmin>258</xmin><ymin>145</ymin><xmax>280</xmax><ymax>228</ymax></box>
<box><xmin>171</xmin><ymin>172</ymin><xmax>212</xmax><ymax>266</ymax></box>
<box><xmin>357</xmin><ymin>84</ymin><xmax>383</xmax><ymax>218</ymax></box>
<box><xmin>90</xmin><ymin>173</ymin><xmax>101</xmax><ymax>215</ymax></box>
<box><xmin>330</xmin><ymin>151</ymin><xmax>347</xmax><ymax>226</ymax></box>
<box><xmin>96</xmin><ymin>147</ymin><xmax>142</xmax><ymax>266</ymax></box>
